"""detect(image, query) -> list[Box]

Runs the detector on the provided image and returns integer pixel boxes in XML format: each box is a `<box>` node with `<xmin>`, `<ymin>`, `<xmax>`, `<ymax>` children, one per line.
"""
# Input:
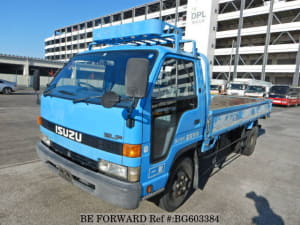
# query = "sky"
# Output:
<box><xmin>0</xmin><ymin>0</ymin><xmax>154</xmax><ymax>58</ymax></box>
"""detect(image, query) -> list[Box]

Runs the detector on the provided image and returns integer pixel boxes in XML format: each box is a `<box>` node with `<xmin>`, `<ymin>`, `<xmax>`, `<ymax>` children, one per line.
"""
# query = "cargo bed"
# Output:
<box><xmin>210</xmin><ymin>95</ymin><xmax>262</xmax><ymax>110</ymax></box>
<box><xmin>207</xmin><ymin>95</ymin><xmax>272</xmax><ymax>138</ymax></box>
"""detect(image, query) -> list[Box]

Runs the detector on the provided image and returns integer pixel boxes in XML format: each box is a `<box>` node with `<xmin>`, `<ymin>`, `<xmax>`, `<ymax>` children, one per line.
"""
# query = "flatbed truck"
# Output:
<box><xmin>35</xmin><ymin>20</ymin><xmax>272</xmax><ymax>211</ymax></box>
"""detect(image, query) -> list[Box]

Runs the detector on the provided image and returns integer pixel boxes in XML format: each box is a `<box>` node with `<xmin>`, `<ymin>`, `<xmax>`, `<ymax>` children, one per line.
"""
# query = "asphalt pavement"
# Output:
<box><xmin>0</xmin><ymin>91</ymin><xmax>299</xmax><ymax>225</ymax></box>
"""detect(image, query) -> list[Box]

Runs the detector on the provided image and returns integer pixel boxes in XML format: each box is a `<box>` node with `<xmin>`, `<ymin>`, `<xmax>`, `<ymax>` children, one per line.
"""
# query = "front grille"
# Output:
<box><xmin>49</xmin><ymin>142</ymin><xmax>99</xmax><ymax>172</ymax></box>
<box><xmin>41</xmin><ymin>118</ymin><xmax>123</xmax><ymax>155</ymax></box>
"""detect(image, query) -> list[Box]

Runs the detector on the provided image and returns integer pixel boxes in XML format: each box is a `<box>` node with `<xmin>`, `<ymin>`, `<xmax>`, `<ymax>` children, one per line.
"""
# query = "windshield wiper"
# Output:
<box><xmin>73</xmin><ymin>92</ymin><xmax>131</xmax><ymax>105</ymax></box>
<box><xmin>58</xmin><ymin>90</ymin><xmax>75</xmax><ymax>96</ymax></box>
<box><xmin>73</xmin><ymin>95</ymin><xmax>102</xmax><ymax>104</ymax></box>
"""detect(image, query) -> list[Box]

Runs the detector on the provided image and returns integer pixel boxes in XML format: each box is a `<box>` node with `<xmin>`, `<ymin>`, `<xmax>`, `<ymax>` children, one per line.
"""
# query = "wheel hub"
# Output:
<box><xmin>173</xmin><ymin>171</ymin><xmax>191</xmax><ymax>197</ymax></box>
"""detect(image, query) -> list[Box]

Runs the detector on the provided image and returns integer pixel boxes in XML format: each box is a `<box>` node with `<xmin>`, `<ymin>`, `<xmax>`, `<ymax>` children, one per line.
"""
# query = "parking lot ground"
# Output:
<box><xmin>0</xmin><ymin>91</ymin><xmax>299</xmax><ymax>225</ymax></box>
<box><xmin>0</xmin><ymin>90</ymin><xmax>39</xmax><ymax>166</ymax></box>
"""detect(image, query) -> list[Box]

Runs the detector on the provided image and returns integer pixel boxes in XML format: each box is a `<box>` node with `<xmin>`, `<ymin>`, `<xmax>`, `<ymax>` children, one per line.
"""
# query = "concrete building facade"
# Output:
<box><xmin>44</xmin><ymin>0</ymin><xmax>300</xmax><ymax>85</ymax></box>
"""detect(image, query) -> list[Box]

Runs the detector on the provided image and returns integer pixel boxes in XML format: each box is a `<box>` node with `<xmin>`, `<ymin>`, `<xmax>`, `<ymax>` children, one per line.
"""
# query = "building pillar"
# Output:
<box><xmin>23</xmin><ymin>59</ymin><xmax>29</xmax><ymax>76</ymax></box>
<box><xmin>233</xmin><ymin>0</ymin><xmax>245</xmax><ymax>80</ymax></box>
<box><xmin>292</xmin><ymin>39</ymin><xmax>300</xmax><ymax>86</ymax></box>
<box><xmin>261</xmin><ymin>0</ymin><xmax>274</xmax><ymax>81</ymax></box>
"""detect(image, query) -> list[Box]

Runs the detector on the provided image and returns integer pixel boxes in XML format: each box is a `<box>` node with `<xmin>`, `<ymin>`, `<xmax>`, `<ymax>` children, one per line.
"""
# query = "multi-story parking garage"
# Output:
<box><xmin>44</xmin><ymin>0</ymin><xmax>300</xmax><ymax>85</ymax></box>
<box><xmin>0</xmin><ymin>54</ymin><xmax>63</xmax><ymax>86</ymax></box>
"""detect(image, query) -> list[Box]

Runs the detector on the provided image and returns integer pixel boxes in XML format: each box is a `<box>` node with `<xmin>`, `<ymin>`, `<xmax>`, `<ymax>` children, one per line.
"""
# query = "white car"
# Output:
<box><xmin>0</xmin><ymin>79</ymin><xmax>17</xmax><ymax>94</ymax></box>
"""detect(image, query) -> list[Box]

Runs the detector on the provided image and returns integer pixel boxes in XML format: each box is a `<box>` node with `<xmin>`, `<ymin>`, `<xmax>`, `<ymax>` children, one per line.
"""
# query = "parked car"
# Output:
<box><xmin>268</xmin><ymin>85</ymin><xmax>300</xmax><ymax>106</ymax></box>
<box><xmin>0</xmin><ymin>79</ymin><xmax>17</xmax><ymax>94</ymax></box>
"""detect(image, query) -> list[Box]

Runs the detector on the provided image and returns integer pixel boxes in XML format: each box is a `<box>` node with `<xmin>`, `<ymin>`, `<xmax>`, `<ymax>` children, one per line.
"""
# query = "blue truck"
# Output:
<box><xmin>35</xmin><ymin>20</ymin><xmax>272</xmax><ymax>211</ymax></box>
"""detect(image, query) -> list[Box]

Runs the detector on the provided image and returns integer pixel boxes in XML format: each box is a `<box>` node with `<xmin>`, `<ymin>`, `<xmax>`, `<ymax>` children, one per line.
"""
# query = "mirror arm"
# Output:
<box><xmin>126</xmin><ymin>97</ymin><xmax>138</xmax><ymax>128</ymax></box>
<box><xmin>35</xmin><ymin>90</ymin><xmax>40</xmax><ymax>105</ymax></box>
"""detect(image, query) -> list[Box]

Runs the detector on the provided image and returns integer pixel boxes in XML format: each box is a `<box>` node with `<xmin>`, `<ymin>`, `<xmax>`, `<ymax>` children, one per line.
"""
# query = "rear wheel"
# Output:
<box><xmin>3</xmin><ymin>87</ymin><xmax>12</xmax><ymax>95</ymax></box>
<box><xmin>158</xmin><ymin>157</ymin><xmax>194</xmax><ymax>211</ymax></box>
<box><xmin>241</xmin><ymin>126</ymin><xmax>259</xmax><ymax>156</ymax></box>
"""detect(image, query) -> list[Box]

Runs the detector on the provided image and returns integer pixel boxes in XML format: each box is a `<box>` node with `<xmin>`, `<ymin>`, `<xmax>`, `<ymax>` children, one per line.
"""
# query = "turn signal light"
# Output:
<box><xmin>123</xmin><ymin>144</ymin><xmax>141</xmax><ymax>158</ymax></box>
<box><xmin>37</xmin><ymin>116</ymin><xmax>42</xmax><ymax>125</ymax></box>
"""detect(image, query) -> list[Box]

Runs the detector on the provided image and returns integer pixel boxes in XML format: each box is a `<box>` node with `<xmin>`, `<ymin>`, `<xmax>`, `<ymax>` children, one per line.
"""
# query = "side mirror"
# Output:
<box><xmin>125</xmin><ymin>58</ymin><xmax>149</xmax><ymax>98</ymax></box>
<box><xmin>33</xmin><ymin>69</ymin><xmax>40</xmax><ymax>91</ymax></box>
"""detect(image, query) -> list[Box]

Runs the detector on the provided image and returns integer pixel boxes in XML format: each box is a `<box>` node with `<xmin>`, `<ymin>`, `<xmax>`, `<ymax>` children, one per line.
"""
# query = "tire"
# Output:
<box><xmin>241</xmin><ymin>126</ymin><xmax>259</xmax><ymax>156</ymax></box>
<box><xmin>2</xmin><ymin>87</ymin><xmax>12</xmax><ymax>95</ymax></box>
<box><xmin>158</xmin><ymin>157</ymin><xmax>194</xmax><ymax>211</ymax></box>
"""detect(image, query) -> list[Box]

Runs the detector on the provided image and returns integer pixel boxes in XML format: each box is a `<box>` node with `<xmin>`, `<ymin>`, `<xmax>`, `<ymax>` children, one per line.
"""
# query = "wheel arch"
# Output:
<box><xmin>170</xmin><ymin>142</ymin><xmax>202</xmax><ymax>190</ymax></box>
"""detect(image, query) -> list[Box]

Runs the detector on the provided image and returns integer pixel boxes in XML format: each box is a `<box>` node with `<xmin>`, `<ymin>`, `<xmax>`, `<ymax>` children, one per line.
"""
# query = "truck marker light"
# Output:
<box><xmin>37</xmin><ymin>116</ymin><xmax>42</xmax><ymax>125</ymax></box>
<box><xmin>147</xmin><ymin>185</ymin><xmax>153</xmax><ymax>193</ymax></box>
<box><xmin>123</xmin><ymin>144</ymin><xmax>141</xmax><ymax>158</ymax></box>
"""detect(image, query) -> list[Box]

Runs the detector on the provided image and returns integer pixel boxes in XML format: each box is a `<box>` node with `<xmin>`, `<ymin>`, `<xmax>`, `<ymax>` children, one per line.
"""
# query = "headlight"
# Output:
<box><xmin>98</xmin><ymin>160</ymin><xmax>140</xmax><ymax>182</ymax></box>
<box><xmin>40</xmin><ymin>133</ymin><xmax>51</xmax><ymax>146</ymax></box>
<box><xmin>128</xmin><ymin>167</ymin><xmax>140</xmax><ymax>182</ymax></box>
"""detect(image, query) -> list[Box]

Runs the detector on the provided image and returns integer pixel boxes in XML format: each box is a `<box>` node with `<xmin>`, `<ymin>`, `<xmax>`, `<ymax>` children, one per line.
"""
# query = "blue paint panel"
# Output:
<box><xmin>41</xmin><ymin>96</ymin><xmax>143</xmax><ymax>145</ymax></box>
<box><xmin>139</xmin><ymin>54</ymin><xmax>207</xmax><ymax>197</ymax></box>
<box><xmin>40</xmin><ymin>95</ymin><xmax>146</xmax><ymax>167</ymax></box>
<box><xmin>201</xmin><ymin>99</ymin><xmax>272</xmax><ymax>152</ymax></box>
<box><xmin>93</xmin><ymin>19</ymin><xmax>165</xmax><ymax>43</ymax></box>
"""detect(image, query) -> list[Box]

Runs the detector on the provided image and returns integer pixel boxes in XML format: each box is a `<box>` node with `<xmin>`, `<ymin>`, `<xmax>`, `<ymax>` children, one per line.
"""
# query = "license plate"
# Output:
<box><xmin>58</xmin><ymin>167</ymin><xmax>73</xmax><ymax>183</ymax></box>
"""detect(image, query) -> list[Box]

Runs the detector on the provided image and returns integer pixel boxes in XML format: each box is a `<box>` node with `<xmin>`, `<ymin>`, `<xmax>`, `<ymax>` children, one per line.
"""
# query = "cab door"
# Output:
<box><xmin>140</xmin><ymin>54</ymin><xmax>206</xmax><ymax>196</ymax></box>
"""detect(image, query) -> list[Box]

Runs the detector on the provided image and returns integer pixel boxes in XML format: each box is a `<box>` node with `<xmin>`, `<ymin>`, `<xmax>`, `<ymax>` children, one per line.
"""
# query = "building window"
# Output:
<box><xmin>124</xmin><ymin>10</ymin><xmax>132</xmax><ymax>19</ymax></box>
<box><xmin>113</xmin><ymin>14</ymin><xmax>121</xmax><ymax>22</ymax></box>
<box><xmin>72</xmin><ymin>25</ymin><xmax>78</xmax><ymax>32</ymax></box>
<box><xmin>104</xmin><ymin>16</ymin><xmax>110</xmax><ymax>24</ymax></box>
<box><xmin>80</xmin><ymin>23</ymin><xmax>85</xmax><ymax>30</ymax></box>
<box><xmin>148</xmin><ymin>3</ymin><xmax>160</xmax><ymax>13</ymax></box>
<box><xmin>180</xmin><ymin>0</ymin><xmax>187</xmax><ymax>6</ymax></box>
<box><xmin>87</xmin><ymin>32</ymin><xmax>92</xmax><ymax>38</ymax></box>
<box><xmin>135</xmin><ymin>7</ymin><xmax>145</xmax><ymax>17</ymax></box>
<box><xmin>95</xmin><ymin>19</ymin><xmax>102</xmax><ymax>26</ymax></box>
<box><xmin>80</xmin><ymin>34</ymin><xmax>85</xmax><ymax>39</ymax></box>
<box><xmin>87</xmin><ymin>21</ymin><xmax>93</xmax><ymax>28</ymax></box>
<box><xmin>79</xmin><ymin>43</ymin><xmax>85</xmax><ymax>49</ymax></box>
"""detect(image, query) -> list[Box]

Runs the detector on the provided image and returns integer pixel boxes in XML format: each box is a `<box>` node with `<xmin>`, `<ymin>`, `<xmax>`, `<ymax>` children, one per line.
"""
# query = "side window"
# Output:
<box><xmin>177</xmin><ymin>60</ymin><xmax>195</xmax><ymax>97</ymax></box>
<box><xmin>152</xmin><ymin>58</ymin><xmax>196</xmax><ymax>99</ymax></box>
<box><xmin>152</xmin><ymin>58</ymin><xmax>177</xmax><ymax>99</ymax></box>
<box><xmin>151</xmin><ymin>57</ymin><xmax>197</xmax><ymax>162</ymax></box>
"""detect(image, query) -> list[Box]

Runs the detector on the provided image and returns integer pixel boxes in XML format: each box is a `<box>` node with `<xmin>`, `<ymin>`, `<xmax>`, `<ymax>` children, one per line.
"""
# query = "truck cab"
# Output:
<box><xmin>37</xmin><ymin>20</ymin><xmax>208</xmax><ymax>211</ymax></box>
<box><xmin>244</xmin><ymin>81</ymin><xmax>272</xmax><ymax>98</ymax></box>
<box><xmin>226</xmin><ymin>78</ymin><xmax>253</xmax><ymax>96</ymax></box>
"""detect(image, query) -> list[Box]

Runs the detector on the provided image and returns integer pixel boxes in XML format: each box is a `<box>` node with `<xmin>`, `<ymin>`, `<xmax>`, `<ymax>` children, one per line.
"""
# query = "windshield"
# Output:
<box><xmin>210</xmin><ymin>85</ymin><xmax>220</xmax><ymax>90</ymax></box>
<box><xmin>230</xmin><ymin>83</ymin><xmax>247</xmax><ymax>90</ymax></box>
<box><xmin>246</xmin><ymin>85</ymin><xmax>265</xmax><ymax>93</ymax></box>
<box><xmin>45</xmin><ymin>50</ymin><xmax>157</xmax><ymax>106</ymax></box>
<box><xmin>270</xmin><ymin>86</ymin><xmax>289</xmax><ymax>95</ymax></box>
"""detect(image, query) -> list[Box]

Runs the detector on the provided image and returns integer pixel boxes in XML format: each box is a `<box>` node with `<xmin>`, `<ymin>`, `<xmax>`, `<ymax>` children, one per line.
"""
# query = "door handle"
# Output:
<box><xmin>194</xmin><ymin>119</ymin><xmax>200</xmax><ymax>125</ymax></box>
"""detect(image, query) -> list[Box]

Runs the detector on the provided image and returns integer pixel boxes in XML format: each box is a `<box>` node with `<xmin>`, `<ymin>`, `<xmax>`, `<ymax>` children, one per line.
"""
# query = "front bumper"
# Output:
<box><xmin>36</xmin><ymin>141</ymin><xmax>141</xmax><ymax>209</ymax></box>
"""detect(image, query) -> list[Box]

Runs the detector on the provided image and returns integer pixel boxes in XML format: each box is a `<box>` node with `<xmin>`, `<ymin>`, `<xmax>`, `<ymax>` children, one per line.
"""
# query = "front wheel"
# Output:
<box><xmin>158</xmin><ymin>157</ymin><xmax>194</xmax><ymax>211</ymax></box>
<box><xmin>2</xmin><ymin>87</ymin><xmax>12</xmax><ymax>95</ymax></box>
